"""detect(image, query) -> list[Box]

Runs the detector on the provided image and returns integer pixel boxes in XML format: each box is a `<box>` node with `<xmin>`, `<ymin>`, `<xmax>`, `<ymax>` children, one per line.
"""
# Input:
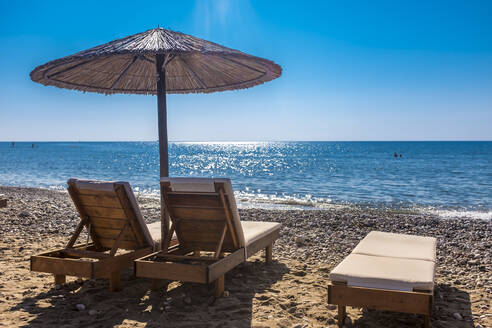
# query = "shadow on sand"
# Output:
<box><xmin>347</xmin><ymin>284</ymin><xmax>474</xmax><ymax>328</ymax></box>
<box><xmin>11</xmin><ymin>257</ymin><xmax>289</xmax><ymax>328</ymax></box>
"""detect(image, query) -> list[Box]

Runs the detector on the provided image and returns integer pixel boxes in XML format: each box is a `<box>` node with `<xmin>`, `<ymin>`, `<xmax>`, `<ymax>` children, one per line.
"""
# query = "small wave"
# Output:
<box><xmin>46</xmin><ymin>185</ymin><xmax>66</xmax><ymax>191</ymax></box>
<box><xmin>38</xmin><ymin>183</ymin><xmax>491</xmax><ymax>219</ymax></box>
<box><xmin>234</xmin><ymin>191</ymin><xmax>350</xmax><ymax>210</ymax></box>
<box><xmin>421</xmin><ymin>207</ymin><xmax>492</xmax><ymax>220</ymax></box>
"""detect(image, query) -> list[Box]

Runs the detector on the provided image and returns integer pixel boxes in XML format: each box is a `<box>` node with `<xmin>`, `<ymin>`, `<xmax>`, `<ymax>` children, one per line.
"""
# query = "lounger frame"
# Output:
<box><xmin>31</xmin><ymin>243</ymin><xmax>152</xmax><ymax>291</ymax></box>
<box><xmin>328</xmin><ymin>281</ymin><xmax>433</xmax><ymax>328</ymax></box>
<box><xmin>30</xmin><ymin>180</ymin><xmax>155</xmax><ymax>291</ymax></box>
<box><xmin>135</xmin><ymin>180</ymin><xmax>279</xmax><ymax>297</ymax></box>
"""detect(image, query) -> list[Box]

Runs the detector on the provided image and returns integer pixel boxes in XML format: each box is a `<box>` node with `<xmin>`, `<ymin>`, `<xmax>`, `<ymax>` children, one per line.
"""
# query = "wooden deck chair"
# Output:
<box><xmin>328</xmin><ymin>231</ymin><xmax>437</xmax><ymax>328</ymax></box>
<box><xmin>135</xmin><ymin>177</ymin><xmax>281</xmax><ymax>297</ymax></box>
<box><xmin>30</xmin><ymin>179</ymin><xmax>176</xmax><ymax>291</ymax></box>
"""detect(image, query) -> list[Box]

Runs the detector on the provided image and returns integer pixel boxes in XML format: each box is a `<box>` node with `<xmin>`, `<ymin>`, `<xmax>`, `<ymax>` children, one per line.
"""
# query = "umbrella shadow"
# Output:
<box><xmin>11</xmin><ymin>257</ymin><xmax>289</xmax><ymax>327</ymax></box>
<box><xmin>345</xmin><ymin>284</ymin><xmax>474</xmax><ymax>328</ymax></box>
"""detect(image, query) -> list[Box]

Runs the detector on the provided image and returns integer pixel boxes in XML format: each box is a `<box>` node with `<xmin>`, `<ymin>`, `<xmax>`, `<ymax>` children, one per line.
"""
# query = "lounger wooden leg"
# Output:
<box><xmin>423</xmin><ymin>315</ymin><xmax>430</xmax><ymax>328</ymax></box>
<box><xmin>337</xmin><ymin>305</ymin><xmax>346</xmax><ymax>327</ymax></box>
<box><xmin>214</xmin><ymin>275</ymin><xmax>225</xmax><ymax>298</ymax></box>
<box><xmin>109</xmin><ymin>271</ymin><xmax>120</xmax><ymax>292</ymax></box>
<box><xmin>54</xmin><ymin>274</ymin><xmax>66</xmax><ymax>285</ymax></box>
<box><xmin>265</xmin><ymin>244</ymin><xmax>273</xmax><ymax>263</ymax></box>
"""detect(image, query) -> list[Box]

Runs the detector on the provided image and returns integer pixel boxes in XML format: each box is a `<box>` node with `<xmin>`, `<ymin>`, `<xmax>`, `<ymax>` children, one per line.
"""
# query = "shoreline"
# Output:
<box><xmin>2</xmin><ymin>184</ymin><xmax>491</xmax><ymax>220</ymax></box>
<box><xmin>0</xmin><ymin>186</ymin><xmax>490</xmax><ymax>327</ymax></box>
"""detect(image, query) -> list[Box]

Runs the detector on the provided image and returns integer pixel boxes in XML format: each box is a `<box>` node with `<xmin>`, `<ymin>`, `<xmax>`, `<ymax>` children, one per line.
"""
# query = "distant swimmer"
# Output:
<box><xmin>400</xmin><ymin>154</ymin><xmax>402</xmax><ymax>158</ymax></box>
<box><xmin>11</xmin><ymin>142</ymin><xmax>14</xmax><ymax>147</ymax></box>
<box><xmin>32</xmin><ymin>143</ymin><xmax>35</xmax><ymax>148</ymax></box>
<box><xmin>394</xmin><ymin>152</ymin><xmax>398</xmax><ymax>158</ymax></box>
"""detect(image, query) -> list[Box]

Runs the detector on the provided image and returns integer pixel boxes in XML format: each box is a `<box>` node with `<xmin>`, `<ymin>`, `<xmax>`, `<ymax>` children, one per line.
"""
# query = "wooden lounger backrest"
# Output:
<box><xmin>161</xmin><ymin>178</ymin><xmax>244</xmax><ymax>253</ymax></box>
<box><xmin>67</xmin><ymin>179</ymin><xmax>153</xmax><ymax>251</ymax></box>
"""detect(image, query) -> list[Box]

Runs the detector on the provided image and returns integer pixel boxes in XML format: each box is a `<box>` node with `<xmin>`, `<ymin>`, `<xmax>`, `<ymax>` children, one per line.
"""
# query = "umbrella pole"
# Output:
<box><xmin>156</xmin><ymin>54</ymin><xmax>170</xmax><ymax>250</ymax></box>
<box><xmin>156</xmin><ymin>54</ymin><xmax>169</xmax><ymax>177</ymax></box>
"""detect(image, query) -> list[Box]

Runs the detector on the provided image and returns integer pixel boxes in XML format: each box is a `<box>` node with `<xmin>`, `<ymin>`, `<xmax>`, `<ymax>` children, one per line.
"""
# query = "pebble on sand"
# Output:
<box><xmin>75</xmin><ymin>304</ymin><xmax>86</xmax><ymax>311</ymax></box>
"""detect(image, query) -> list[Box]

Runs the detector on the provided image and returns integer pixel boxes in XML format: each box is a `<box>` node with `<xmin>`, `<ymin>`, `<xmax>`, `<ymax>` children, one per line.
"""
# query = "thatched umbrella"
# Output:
<box><xmin>30</xmin><ymin>27</ymin><xmax>282</xmax><ymax>243</ymax></box>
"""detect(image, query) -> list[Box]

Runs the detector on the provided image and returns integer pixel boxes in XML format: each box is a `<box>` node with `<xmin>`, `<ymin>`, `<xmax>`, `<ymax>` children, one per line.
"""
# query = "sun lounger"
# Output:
<box><xmin>30</xmin><ymin>179</ymin><xmax>176</xmax><ymax>291</ymax></box>
<box><xmin>135</xmin><ymin>177</ymin><xmax>281</xmax><ymax>297</ymax></box>
<box><xmin>328</xmin><ymin>231</ymin><xmax>436</xmax><ymax>328</ymax></box>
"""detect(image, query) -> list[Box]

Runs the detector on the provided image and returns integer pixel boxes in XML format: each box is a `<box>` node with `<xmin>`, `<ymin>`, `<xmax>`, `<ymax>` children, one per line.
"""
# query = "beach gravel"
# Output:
<box><xmin>0</xmin><ymin>186</ymin><xmax>490</xmax><ymax>327</ymax></box>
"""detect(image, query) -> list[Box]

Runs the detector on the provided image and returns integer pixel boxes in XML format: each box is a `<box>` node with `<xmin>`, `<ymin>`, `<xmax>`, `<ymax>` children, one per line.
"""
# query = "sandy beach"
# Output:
<box><xmin>0</xmin><ymin>186</ymin><xmax>490</xmax><ymax>328</ymax></box>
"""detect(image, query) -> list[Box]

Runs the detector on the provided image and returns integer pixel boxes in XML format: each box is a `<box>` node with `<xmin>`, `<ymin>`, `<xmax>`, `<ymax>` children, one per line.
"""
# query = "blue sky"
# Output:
<box><xmin>0</xmin><ymin>0</ymin><xmax>491</xmax><ymax>141</ymax></box>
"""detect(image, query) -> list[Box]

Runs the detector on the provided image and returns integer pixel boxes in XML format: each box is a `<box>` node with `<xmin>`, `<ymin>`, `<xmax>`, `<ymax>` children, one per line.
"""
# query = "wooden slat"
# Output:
<box><xmin>75</xmin><ymin>188</ymin><xmax>117</xmax><ymax>197</ymax></box>
<box><xmin>84</xmin><ymin>206</ymin><xmax>126</xmax><ymax>219</ymax></box>
<box><xmin>180</xmin><ymin>241</ymin><xmax>227</xmax><ymax>252</ymax></box>
<box><xmin>114</xmin><ymin>184</ymin><xmax>146</xmax><ymax>247</ymax></box>
<box><xmin>328</xmin><ymin>284</ymin><xmax>432</xmax><ymax>315</ymax></box>
<box><xmin>78</xmin><ymin>194</ymin><xmax>121</xmax><ymax>208</ymax></box>
<box><xmin>178</xmin><ymin>232</ymin><xmax>228</xmax><ymax>244</ymax></box>
<box><xmin>92</xmin><ymin>226</ymin><xmax>138</xmax><ymax>241</ymax></box>
<box><xmin>31</xmin><ymin>255</ymin><xmax>93</xmax><ymax>278</ymax></box>
<box><xmin>98</xmin><ymin>238</ymin><xmax>139</xmax><ymax>250</ymax></box>
<box><xmin>67</xmin><ymin>183</ymin><xmax>102</xmax><ymax>249</ymax></box>
<box><xmin>171</xmin><ymin>207</ymin><xmax>226</xmax><ymax>220</ymax></box>
<box><xmin>167</xmin><ymin>193</ymin><xmax>222</xmax><ymax>208</ymax></box>
<box><xmin>162</xmin><ymin>223</ymin><xmax>175</xmax><ymax>253</ymax></box>
<box><xmin>176</xmin><ymin>220</ymin><xmax>233</xmax><ymax>251</ymax></box>
<box><xmin>66</xmin><ymin>218</ymin><xmax>87</xmax><ymax>248</ymax></box>
<box><xmin>214</xmin><ymin>224</ymin><xmax>227</xmax><ymax>259</ymax></box>
<box><xmin>62</xmin><ymin>249</ymin><xmax>110</xmax><ymax>259</ymax></box>
<box><xmin>135</xmin><ymin>259</ymin><xmax>207</xmax><ymax>283</ymax></box>
<box><xmin>218</xmin><ymin>187</ymin><xmax>238</xmax><ymax>248</ymax></box>
<box><xmin>166</xmin><ymin>191</ymin><xmax>221</xmax><ymax>196</ymax></box>
<box><xmin>71</xmin><ymin>243</ymin><xmax>104</xmax><ymax>251</ymax></box>
<box><xmin>157</xmin><ymin>254</ymin><xmax>217</xmax><ymax>262</ymax></box>
<box><xmin>90</xmin><ymin>217</ymin><xmax>127</xmax><ymax>229</ymax></box>
<box><xmin>208</xmin><ymin>249</ymin><xmax>245</xmax><ymax>283</ymax></box>
<box><xmin>162</xmin><ymin>182</ymin><xmax>239</xmax><ymax>253</ymax></box>
<box><xmin>110</xmin><ymin>220</ymin><xmax>130</xmax><ymax>256</ymax></box>
<box><xmin>84</xmin><ymin>206</ymin><xmax>126</xmax><ymax>220</ymax></box>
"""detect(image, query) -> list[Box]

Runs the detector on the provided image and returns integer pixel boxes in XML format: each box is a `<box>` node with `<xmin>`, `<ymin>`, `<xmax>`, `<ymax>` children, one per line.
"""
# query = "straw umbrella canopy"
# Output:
<box><xmin>30</xmin><ymin>27</ymin><xmax>282</xmax><ymax>244</ymax></box>
<box><xmin>31</xmin><ymin>28</ymin><xmax>281</xmax><ymax>176</ymax></box>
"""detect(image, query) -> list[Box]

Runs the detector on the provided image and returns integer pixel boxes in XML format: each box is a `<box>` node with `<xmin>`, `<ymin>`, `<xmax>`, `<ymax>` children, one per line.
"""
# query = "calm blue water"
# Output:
<box><xmin>0</xmin><ymin>141</ymin><xmax>491</xmax><ymax>218</ymax></box>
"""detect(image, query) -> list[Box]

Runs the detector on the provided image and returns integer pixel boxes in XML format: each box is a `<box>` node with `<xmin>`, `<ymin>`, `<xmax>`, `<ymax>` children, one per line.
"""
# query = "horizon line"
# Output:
<box><xmin>1</xmin><ymin>140</ymin><xmax>491</xmax><ymax>143</ymax></box>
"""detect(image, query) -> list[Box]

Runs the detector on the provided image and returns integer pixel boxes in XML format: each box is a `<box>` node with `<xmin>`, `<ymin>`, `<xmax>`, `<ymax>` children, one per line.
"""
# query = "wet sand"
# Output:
<box><xmin>0</xmin><ymin>186</ymin><xmax>490</xmax><ymax>328</ymax></box>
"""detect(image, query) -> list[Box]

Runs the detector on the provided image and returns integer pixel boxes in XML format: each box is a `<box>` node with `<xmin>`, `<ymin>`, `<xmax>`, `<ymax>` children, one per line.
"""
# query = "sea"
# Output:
<box><xmin>0</xmin><ymin>141</ymin><xmax>490</xmax><ymax>220</ymax></box>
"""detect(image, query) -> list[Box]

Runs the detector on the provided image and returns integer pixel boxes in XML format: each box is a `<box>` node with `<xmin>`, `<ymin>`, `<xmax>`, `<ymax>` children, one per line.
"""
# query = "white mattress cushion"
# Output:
<box><xmin>161</xmin><ymin>177</ymin><xmax>246</xmax><ymax>247</ymax></box>
<box><xmin>330</xmin><ymin>253</ymin><xmax>435</xmax><ymax>292</ymax></box>
<box><xmin>352</xmin><ymin>231</ymin><xmax>437</xmax><ymax>262</ymax></box>
<box><xmin>241</xmin><ymin>221</ymin><xmax>281</xmax><ymax>246</ymax></box>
